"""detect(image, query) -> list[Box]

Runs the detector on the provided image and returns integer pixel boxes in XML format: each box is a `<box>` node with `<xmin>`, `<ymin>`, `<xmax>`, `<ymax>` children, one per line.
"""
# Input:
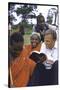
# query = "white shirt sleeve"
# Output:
<box><xmin>40</xmin><ymin>43</ymin><xmax>58</xmax><ymax>62</ymax></box>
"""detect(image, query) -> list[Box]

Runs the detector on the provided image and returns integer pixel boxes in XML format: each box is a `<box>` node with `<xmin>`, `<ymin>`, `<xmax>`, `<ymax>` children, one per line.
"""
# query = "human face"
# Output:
<box><xmin>44</xmin><ymin>34</ymin><xmax>55</xmax><ymax>49</ymax></box>
<box><xmin>38</xmin><ymin>18</ymin><xmax>45</xmax><ymax>30</ymax></box>
<box><xmin>30</xmin><ymin>34</ymin><xmax>40</xmax><ymax>48</ymax></box>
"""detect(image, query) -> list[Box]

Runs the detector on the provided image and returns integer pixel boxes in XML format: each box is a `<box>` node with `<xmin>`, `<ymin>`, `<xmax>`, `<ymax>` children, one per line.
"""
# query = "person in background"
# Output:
<box><xmin>33</xmin><ymin>13</ymin><xmax>49</xmax><ymax>42</ymax></box>
<box><xmin>27</xmin><ymin>29</ymin><xmax>58</xmax><ymax>86</ymax></box>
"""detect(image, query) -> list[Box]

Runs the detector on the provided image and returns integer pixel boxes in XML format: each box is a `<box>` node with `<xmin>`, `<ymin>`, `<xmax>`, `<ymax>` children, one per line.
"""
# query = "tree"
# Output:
<box><xmin>8</xmin><ymin>3</ymin><xmax>37</xmax><ymax>28</ymax></box>
<box><xmin>15</xmin><ymin>4</ymin><xmax>37</xmax><ymax>21</ymax></box>
<box><xmin>8</xmin><ymin>3</ymin><xmax>17</xmax><ymax>25</ymax></box>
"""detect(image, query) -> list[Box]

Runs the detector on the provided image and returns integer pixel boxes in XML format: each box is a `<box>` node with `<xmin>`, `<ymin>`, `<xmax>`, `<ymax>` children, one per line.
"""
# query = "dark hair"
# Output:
<box><xmin>44</xmin><ymin>29</ymin><xmax>57</xmax><ymax>41</ymax></box>
<box><xmin>37</xmin><ymin>14</ymin><xmax>45</xmax><ymax>24</ymax></box>
<box><xmin>10</xmin><ymin>32</ymin><xmax>24</xmax><ymax>45</ymax></box>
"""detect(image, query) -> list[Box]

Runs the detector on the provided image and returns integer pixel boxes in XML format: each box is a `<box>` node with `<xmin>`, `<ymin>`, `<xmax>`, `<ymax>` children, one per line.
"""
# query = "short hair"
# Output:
<box><xmin>30</xmin><ymin>32</ymin><xmax>41</xmax><ymax>42</ymax></box>
<box><xmin>37</xmin><ymin>14</ymin><xmax>45</xmax><ymax>23</ymax></box>
<box><xmin>44</xmin><ymin>29</ymin><xmax>57</xmax><ymax>41</ymax></box>
<box><xmin>10</xmin><ymin>32</ymin><xmax>24</xmax><ymax>45</ymax></box>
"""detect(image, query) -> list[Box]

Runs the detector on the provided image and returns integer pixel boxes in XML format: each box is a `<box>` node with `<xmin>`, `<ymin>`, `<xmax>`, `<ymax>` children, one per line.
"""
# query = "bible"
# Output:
<box><xmin>29</xmin><ymin>51</ymin><xmax>47</xmax><ymax>63</ymax></box>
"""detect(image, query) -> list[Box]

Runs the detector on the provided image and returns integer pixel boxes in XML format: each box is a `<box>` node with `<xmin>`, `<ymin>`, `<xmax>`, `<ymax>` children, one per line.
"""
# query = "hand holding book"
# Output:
<box><xmin>29</xmin><ymin>51</ymin><xmax>54</xmax><ymax>69</ymax></box>
<box><xmin>29</xmin><ymin>51</ymin><xmax>47</xmax><ymax>63</ymax></box>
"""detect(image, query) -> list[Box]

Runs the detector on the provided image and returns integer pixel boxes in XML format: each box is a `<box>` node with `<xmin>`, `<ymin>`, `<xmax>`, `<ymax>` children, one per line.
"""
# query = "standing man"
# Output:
<box><xmin>33</xmin><ymin>13</ymin><xmax>49</xmax><ymax>42</ymax></box>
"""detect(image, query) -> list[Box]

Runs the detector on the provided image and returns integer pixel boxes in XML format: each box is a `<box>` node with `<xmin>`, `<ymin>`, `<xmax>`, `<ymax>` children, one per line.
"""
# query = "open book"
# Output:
<box><xmin>29</xmin><ymin>51</ymin><xmax>47</xmax><ymax>63</ymax></box>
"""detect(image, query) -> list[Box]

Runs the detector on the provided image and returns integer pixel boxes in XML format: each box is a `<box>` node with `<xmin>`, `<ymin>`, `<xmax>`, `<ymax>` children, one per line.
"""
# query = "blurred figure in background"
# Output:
<box><xmin>33</xmin><ymin>13</ymin><xmax>49</xmax><ymax>42</ymax></box>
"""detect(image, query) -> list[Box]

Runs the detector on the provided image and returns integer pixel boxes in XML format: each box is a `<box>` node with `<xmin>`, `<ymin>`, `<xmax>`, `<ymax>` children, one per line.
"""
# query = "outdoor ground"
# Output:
<box><xmin>24</xmin><ymin>34</ymin><xmax>31</xmax><ymax>45</ymax></box>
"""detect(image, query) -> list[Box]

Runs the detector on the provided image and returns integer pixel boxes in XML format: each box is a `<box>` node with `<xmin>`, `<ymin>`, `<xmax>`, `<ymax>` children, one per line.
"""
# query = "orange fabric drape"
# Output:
<box><xmin>10</xmin><ymin>44</ymin><xmax>41</xmax><ymax>87</ymax></box>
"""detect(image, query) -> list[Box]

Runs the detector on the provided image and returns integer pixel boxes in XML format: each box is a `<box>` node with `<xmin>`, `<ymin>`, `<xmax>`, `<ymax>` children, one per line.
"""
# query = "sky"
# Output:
<box><xmin>12</xmin><ymin>5</ymin><xmax>57</xmax><ymax>25</ymax></box>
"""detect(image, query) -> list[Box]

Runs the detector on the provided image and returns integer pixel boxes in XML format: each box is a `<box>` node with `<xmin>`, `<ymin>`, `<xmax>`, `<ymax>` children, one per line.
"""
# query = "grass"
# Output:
<box><xmin>24</xmin><ymin>29</ymin><xmax>32</xmax><ymax>45</ymax></box>
<box><xmin>24</xmin><ymin>34</ymin><xmax>31</xmax><ymax>45</ymax></box>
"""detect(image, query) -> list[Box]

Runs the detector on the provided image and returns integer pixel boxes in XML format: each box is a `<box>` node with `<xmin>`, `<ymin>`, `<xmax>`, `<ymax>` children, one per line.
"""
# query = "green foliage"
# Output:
<box><xmin>8</xmin><ymin>3</ymin><xmax>37</xmax><ymax>28</ymax></box>
<box><xmin>25</xmin><ymin>29</ymin><xmax>32</xmax><ymax>35</ymax></box>
<box><xmin>8</xmin><ymin>3</ymin><xmax>16</xmax><ymax>24</ymax></box>
<box><xmin>24</xmin><ymin>34</ymin><xmax>31</xmax><ymax>45</ymax></box>
<box><xmin>15</xmin><ymin>5</ymin><xmax>34</xmax><ymax>16</ymax></box>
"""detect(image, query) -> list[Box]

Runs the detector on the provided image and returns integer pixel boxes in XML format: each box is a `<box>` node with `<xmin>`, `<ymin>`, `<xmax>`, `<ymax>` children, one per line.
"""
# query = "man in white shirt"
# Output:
<box><xmin>28</xmin><ymin>29</ymin><xmax>58</xmax><ymax>86</ymax></box>
<box><xmin>40</xmin><ymin>29</ymin><xmax>58</xmax><ymax>64</ymax></box>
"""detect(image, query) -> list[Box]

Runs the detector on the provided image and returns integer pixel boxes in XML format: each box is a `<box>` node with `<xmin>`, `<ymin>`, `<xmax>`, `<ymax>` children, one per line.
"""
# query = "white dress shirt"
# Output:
<box><xmin>40</xmin><ymin>42</ymin><xmax>58</xmax><ymax>62</ymax></box>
